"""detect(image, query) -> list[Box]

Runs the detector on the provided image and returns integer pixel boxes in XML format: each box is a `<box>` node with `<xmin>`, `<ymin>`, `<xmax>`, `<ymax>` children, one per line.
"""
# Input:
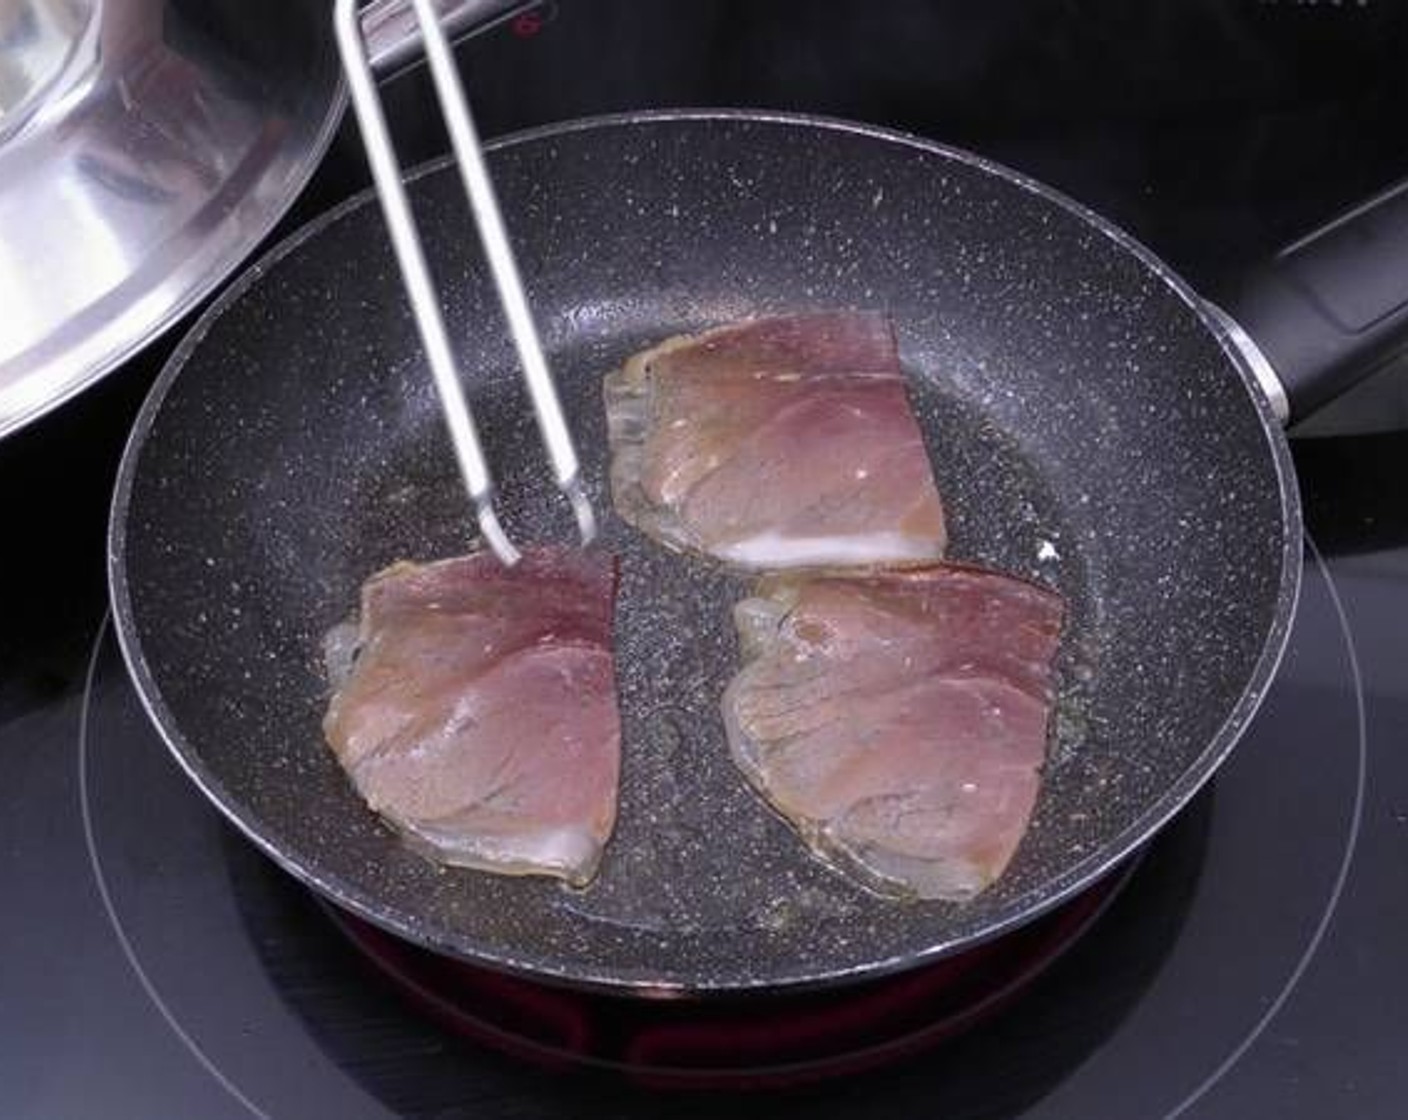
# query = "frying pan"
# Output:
<box><xmin>109</xmin><ymin>110</ymin><xmax>1358</xmax><ymax>994</ymax></box>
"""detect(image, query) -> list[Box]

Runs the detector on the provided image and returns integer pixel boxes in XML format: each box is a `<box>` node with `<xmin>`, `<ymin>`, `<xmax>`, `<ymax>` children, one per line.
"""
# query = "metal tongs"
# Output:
<box><xmin>334</xmin><ymin>0</ymin><xmax>595</xmax><ymax>566</ymax></box>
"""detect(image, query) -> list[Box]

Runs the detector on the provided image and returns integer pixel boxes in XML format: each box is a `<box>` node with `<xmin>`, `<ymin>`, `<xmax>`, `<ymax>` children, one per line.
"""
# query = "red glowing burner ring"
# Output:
<box><xmin>325</xmin><ymin>866</ymin><xmax>1130</xmax><ymax>1091</ymax></box>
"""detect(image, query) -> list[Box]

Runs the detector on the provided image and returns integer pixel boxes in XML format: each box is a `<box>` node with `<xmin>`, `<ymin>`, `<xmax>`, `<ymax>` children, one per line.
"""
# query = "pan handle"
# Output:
<box><xmin>361</xmin><ymin>0</ymin><xmax>538</xmax><ymax>79</ymax></box>
<box><xmin>1214</xmin><ymin>179</ymin><xmax>1408</xmax><ymax>427</ymax></box>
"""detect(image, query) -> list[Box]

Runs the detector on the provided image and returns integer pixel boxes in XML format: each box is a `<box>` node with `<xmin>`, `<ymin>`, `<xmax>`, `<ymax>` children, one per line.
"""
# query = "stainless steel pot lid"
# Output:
<box><xmin>0</xmin><ymin>0</ymin><xmax>342</xmax><ymax>438</ymax></box>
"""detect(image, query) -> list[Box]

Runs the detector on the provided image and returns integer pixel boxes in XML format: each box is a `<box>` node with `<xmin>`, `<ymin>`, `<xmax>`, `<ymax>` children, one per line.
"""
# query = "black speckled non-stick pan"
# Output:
<box><xmin>109</xmin><ymin>111</ymin><xmax>1310</xmax><ymax>994</ymax></box>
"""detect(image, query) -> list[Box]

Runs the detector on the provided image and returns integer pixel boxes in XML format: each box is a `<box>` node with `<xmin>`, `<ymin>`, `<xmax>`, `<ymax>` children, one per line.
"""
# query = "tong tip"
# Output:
<box><xmin>565</xmin><ymin>477</ymin><xmax>597</xmax><ymax>545</ymax></box>
<box><xmin>476</xmin><ymin>501</ymin><xmax>521</xmax><ymax>567</ymax></box>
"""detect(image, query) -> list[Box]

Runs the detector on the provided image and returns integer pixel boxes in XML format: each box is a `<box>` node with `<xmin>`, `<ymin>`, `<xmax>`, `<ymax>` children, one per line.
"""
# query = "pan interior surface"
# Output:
<box><xmin>112</xmin><ymin>114</ymin><xmax>1295</xmax><ymax>992</ymax></box>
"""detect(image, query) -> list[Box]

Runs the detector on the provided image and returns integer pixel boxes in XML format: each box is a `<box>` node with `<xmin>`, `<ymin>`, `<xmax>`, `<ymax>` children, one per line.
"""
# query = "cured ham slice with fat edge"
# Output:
<box><xmin>604</xmin><ymin>312</ymin><xmax>947</xmax><ymax>569</ymax></box>
<box><xmin>322</xmin><ymin>550</ymin><xmax>621</xmax><ymax>887</ymax></box>
<box><xmin>723</xmin><ymin>564</ymin><xmax>1064</xmax><ymax>901</ymax></box>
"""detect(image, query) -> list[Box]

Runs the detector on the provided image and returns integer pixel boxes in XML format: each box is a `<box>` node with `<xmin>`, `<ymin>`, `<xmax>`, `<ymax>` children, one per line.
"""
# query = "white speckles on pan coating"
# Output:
<box><xmin>108</xmin><ymin>112</ymin><xmax>1300</xmax><ymax>993</ymax></box>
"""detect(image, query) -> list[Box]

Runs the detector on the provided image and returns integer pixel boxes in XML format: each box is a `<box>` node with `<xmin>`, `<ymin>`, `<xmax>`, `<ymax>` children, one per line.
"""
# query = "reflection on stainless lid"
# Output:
<box><xmin>0</xmin><ymin>0</ymin><xmax>343</xmax><ymax>439</ymax></box>
<box><xmin>0</xmin><ymin>0</ymin><xmax>90</xmax><ymax>128</ymax></box>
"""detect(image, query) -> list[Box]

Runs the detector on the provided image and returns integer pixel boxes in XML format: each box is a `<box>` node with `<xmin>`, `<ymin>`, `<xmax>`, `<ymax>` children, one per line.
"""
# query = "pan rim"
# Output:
<box><xmin>107</xmin><ymin>107</ymin><xmax>1302</xmax><ymax>994</ymax></box>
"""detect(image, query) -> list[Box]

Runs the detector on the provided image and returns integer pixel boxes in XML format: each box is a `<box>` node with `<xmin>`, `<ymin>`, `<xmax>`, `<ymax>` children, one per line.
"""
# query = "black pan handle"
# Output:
<box><xmin>1216</xmin><ymin>179</ymin><xmax>1408</xmax><ymax>426</ymax></box>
